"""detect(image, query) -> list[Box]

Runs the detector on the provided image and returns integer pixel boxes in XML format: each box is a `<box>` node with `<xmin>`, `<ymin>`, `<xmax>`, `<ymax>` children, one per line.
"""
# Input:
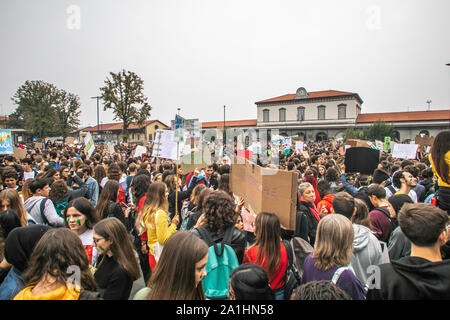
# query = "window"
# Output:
<box><xmin>297</xmin><ymin>107</ymin><xmax>305</xmax><ymax>121</ymax></box>
<box><xmin>263</xmin><ymin>109</ymin><xmax>270</xmax><ymax>122</ymax></box>
<box><xmin>338</xmin><ymin>104</ymin><xmax>346</xmax><ymax>119</ymax></box>
<box><xmin>318</xmin><ymin>105</ymin><xmax>326</xmax><ymax>120</ymax></box>
<box><xmin>279</xmin><ymin>108</ymin><xmax>286</xmax><ymax>122</ymax></box>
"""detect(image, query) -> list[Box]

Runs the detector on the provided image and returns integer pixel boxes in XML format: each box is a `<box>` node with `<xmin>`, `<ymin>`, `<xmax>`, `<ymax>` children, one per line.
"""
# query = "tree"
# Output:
<box><xmin>11</xmin><ymin>80</ymin><xmax>60</xmax><ymax>139</ymax></box>
<box><xmin>343</xmin><ymin>121</ymin><xmax>395</xmax><ymax>141</ymax></box>
<box><xmin>100</xmin><ymin>69</ymin><xmax>152</xmax><ymax>141</ymax></box>
<box><xmin>53</xmin><ymin>89</ymin><xmax>81</xmax><ymax>139</ymax></box>
<box><xmin>10</xmin><ymin>80</ymin><xmax>81</xmax><ymax>139</ymax></box>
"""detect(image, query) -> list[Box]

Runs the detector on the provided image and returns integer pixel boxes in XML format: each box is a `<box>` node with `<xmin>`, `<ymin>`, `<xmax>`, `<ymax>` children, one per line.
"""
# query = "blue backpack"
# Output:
<box><xmin>196</xmin><ymin>227</ymin><xmax>239</xmax><ymax>300</ymax></box>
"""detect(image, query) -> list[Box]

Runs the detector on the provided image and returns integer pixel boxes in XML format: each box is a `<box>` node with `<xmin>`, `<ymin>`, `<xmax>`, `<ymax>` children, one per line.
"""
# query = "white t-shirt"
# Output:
<box><xmin>79</xmin><ymin>228</ymin><xmax>99</xmax><ymax>267</ymax></box>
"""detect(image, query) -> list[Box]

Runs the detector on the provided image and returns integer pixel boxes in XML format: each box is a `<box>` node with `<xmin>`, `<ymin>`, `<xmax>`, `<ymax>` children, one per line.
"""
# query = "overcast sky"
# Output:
<box><xmin>1</xmin><ymin>0</ymin><xmax>449</xmax><ymax>128</ymax></box>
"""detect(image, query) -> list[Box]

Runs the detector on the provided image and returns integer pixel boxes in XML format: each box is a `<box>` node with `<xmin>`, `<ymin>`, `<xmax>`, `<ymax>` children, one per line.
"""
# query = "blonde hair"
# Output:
<box><xmin>312</xmin><ymin>214</ymin><xmax>354</xmax><ymax>271</ymax></box>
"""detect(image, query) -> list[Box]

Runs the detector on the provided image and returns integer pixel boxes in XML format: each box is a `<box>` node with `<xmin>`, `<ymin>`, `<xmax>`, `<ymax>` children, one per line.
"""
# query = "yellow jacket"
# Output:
<box><xmin>14</xmin><ymin>285</ymin><xmax>80</xmax><ymax>300</ymax></box>
<box><xmin>143</xmin><ymin>208</ymin><xmax>177</xmax><ymax>256</ymax></box>
<box><xmin>429</xmin><ymin>151</ymin><xmax>450</xmax><ymax>188</ymax></box>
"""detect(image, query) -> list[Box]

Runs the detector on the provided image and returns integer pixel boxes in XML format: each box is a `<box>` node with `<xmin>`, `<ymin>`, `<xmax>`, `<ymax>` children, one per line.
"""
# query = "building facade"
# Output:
<box><xmin>200</xmin><ymin>86</ymin><xmax>449</xmax><ymax>142</ymax></box>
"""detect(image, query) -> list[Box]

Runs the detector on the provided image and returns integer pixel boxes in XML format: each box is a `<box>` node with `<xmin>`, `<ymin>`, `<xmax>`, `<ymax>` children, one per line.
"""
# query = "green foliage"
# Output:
<box><xmin>100</xmin><ymin>69</ymin><xmax>152</xmax><ymax>136</ymax></box>
<box><xmin>10</xmin><ymin>80</ymin><xmax>81</xmax><ymax>138</ymax></box>
<box><xmin>344</xmin><ymin>121</ymin><xmax>395</xmax><ymax>141</ymax></box>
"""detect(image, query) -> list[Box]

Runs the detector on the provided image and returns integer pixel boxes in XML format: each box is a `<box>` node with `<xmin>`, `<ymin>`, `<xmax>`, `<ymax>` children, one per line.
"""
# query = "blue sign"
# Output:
<box><xmin>0</xmin><ymin>129</ymin><xmax>14</xmax><ymax>155</ymax></box>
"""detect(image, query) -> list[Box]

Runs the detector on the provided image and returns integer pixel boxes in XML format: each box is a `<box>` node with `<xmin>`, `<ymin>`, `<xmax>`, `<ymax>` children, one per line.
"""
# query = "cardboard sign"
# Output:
<box><xmin>13</xmin><ymin>147</ymin><xmax>27</xmax><ymax>160</ymax></box>
<box><xmin>65</xmin><ymin>137</ymin><xmax>75</xmax><ymax>145</ymax></box>
<box><xmin>391</xmin><ymin>143</ymin><xmax>418</xmax><ymax>159</ymax></box>
<box><xmin>180</xmin><ymin>149</ymin><xmax>212</xmax><ymax>174</ymax></box>
<box><xmin>345</xmin><ymin>147</ymin><xmax>380</xmax><ymax>174</ymax></box>
<box><xmin>414</xmin><ymin>135</ymin><xmax>434</xmax><ymax>146</ymax></box>
<box><xmin>230</xmin><ymin>158</ymin><xmax>298</xmax><ymax>230</ymax></box>
<box><xmin>345</xmin><ymin>139</ymin><xmax>371</xmax><ymax>148</ymax></box>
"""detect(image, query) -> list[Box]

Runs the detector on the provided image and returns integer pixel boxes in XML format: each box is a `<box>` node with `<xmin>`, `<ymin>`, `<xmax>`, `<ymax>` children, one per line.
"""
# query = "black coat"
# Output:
<box><xmin>297</xmin><ymin>200</ymin><xmax>320</xmax><ymax>247</ymax></box>
<box><xmin>367</xmin><ymin>256</ymin><xmax>450</xmax><ymax>300</ymax></box>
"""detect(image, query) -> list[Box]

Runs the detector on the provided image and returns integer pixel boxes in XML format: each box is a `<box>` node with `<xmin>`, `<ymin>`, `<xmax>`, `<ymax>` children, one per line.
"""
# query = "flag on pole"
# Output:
<box><xmin>84</xmin><ymin>133</ymin><xmax>95</xmax><ymax>158</ymax></box>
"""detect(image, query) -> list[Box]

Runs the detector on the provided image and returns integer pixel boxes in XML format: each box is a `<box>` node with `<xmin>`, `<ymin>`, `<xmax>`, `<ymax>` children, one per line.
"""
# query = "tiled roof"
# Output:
<box><xmin>201</xmin><ymin>119</ymin><xmax>257</xmax><ymax>128</ymax></box>
<box><xmin>356</xmin><ymin>110</ymin><xmax>450</xmax><ymax>123</ymax></box>
<box><xmin>84</xmin><ymin>120</ymin><xmax>169</xmax><ymax>131</ymax></box>
<box><xmin>255</xmin><ymin>90</ymin><xmax>359</xmax><ymax>104</ymax></box>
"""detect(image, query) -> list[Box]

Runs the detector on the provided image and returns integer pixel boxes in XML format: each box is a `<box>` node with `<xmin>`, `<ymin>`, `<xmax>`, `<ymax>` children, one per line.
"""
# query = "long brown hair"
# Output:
<box><xmin>431</xmin><ymin>130</ymin><xmax>450</xmax><ymax>184</ymax></box>
<box><xmin>312</xmin><ymin>214</ymin><xmax>354</xmax><ymax>271</ymax></box>
<box><xmin>147</xmin><ymin>231</ymin><xmax>208</xmax><ymax>300</ymax></box>
<box><xmin>252</xmin><ymin>212</ymin><xmax>281</xmax><ymax>283</ymax></box>
<box><xmin>22</xmin><ymin>228</ymin><xmax>97</xmax><ymax>292</ymax></box>
<box><xmin>95</xmin><ymin>180</ymin><xmax>119</xmax><ymax>220</ymax></box>
<box><xmin>93</xmin><ymin>217</ymin><xmax>141</xmax><ymax>281</ymax></box>
<box><xmin>135</xmin><ymin>182</ymin><xmax>168</xmax><ymax>234</ymax></box>
<box><xmin>0</xmin><ymin>188</ymin><xmax>28</xmax><ymax>227</ymax></box>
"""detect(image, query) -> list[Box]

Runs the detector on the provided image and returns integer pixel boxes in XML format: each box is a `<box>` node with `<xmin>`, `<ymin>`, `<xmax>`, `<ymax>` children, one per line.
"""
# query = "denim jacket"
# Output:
<box><xmin>0</xmin><ymin>267</ymin><xmax>25</xmax><ymax>300</ymax></box>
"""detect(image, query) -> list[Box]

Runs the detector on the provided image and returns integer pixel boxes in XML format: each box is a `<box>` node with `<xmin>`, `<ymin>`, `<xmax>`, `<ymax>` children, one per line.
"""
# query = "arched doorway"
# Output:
<box><xmin>316</xmin><ymin>132</ymin><xmax>327</xmax><ymax>141</ymax></box>
<box><xmin>419</xmin><ymin>129</ymin><xmax>430</xmax><ymax>137</ymax></box>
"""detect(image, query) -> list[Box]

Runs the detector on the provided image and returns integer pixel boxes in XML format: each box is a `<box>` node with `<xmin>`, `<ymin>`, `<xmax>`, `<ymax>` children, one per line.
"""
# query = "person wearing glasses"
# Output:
<box><xmin>93</xmin><ymin>217</ymin><xmax>141</xmax><ymax>300</ymax></box>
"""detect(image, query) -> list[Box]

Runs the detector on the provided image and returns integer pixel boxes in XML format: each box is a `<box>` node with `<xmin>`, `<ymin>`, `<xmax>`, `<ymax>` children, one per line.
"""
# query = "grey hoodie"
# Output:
<box><xmin>24</xmin><ymin>196</ymin><xmax>65</xmax><ymax>227</ymax></box>
<box><xmin>351</xmin><ymin>224</ymin><xmax>384</xmax><ymax>286</ymax></box>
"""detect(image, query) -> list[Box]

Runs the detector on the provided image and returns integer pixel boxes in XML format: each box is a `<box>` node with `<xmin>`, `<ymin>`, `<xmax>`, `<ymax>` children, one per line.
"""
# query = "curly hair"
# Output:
<box><xmin>202</xmin><ymin>190</ymin><xmax>236</xmax><ymax>236</ymax></box>
<box><xmin>49</xmin><ymin>179</ymin><xmax>69</xmax><ymax>203</ymax></box>
<box><xmin>292</xmin><ymin>280</ymin><xmax>351</xmax><ymax>300</ymax></box>
<box><xmin>130</xmin><ymin>174</ymin><xmax>151</xmax><ymax>204</ymax></box>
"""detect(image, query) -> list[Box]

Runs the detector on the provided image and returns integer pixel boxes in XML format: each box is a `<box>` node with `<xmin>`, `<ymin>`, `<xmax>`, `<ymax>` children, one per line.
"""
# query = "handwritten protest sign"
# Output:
<box><xmin>230</xmin><ymin>158</ymin><xmax>298</xmax><ymax>230</ymax></box>
<box><xmin>391</xmin><ymin>143</ymin><xmax>418</xmax><ymax>159</ymax></box>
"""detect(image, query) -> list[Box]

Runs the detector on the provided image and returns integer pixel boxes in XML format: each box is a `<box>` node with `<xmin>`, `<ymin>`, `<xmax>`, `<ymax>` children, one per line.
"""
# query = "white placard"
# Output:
<box><xmin>295</xmin><ymin>141</ymin><xmax>304</xmax><ymax>153</ymax></box>
<box><xmin>152</xmin><ymin>130</ymin><xmax>184</xmax><ymax>161</ymax></box>
<box><xmin>134</xmin><ymin>145</ymin><xmax>147</xmax><ymax>158</ymax></box>
<box><xmin>392</xmin><ymin>143</ymin><xmax>418</xmax><ymax>159</ymax></box>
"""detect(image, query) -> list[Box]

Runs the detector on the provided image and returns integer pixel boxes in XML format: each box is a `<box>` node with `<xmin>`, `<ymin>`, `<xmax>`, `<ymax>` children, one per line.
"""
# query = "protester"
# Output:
<box><xmin>332</xmin><ymin>192</ymin><xmax>384</xmax><ymax>286</ymax></box>
<box><xmin>93</xmin><ymin>217</ymin><xmax>141</xmax><ymax>300</ymax></box>
<box><xmin>135</xmin><ymin>182</ymin><xmax>178</xmax><ymax>272</ymax></box>
<box><xmin>228</xmin><ymin>264</ymin><xmax>274</xmax><ymax>300</ymax></box>
<box><xmin>133</xmin><ymin>231</ymin><xmax>208</xmax><ymax>300</ymax></box>
<box><xmin>291</xmin><ymin>280</ymin><xmax>351</xmax><ymax>300</ymax></box>
<box><xmin>0</xmin><ymin>225</ymin><xmax>51</xmax><ymax>300</ymax></box>
<box><xmin>242</xmin><ymin>212</ymin><xmax>288</xmax><ymax>300</ymax></box>
<box><xmin>0</xmin><ymin>189</ymin><xmax>28</xmax><ymax>227</ymax></box>
<box><xmin>300</xmin><ymin>214</ymin><xmax>366</xmax><ymax>300</ymax></box>
<box><xmin>191</xmin><ymin>190</ymin><xmax>246</xmax><ymax>264</ymax></box>
<box><xmin>13</xmin><ymin>228</ymin><xmax>99</xmax><ymax>300</ymax></box>
<box><xmin>367</xmin><ymin>203</ymin><xmax>450</xmax><ymax>299</ymax></box>
<box><xmin>23</xmin><ymin>178</ymin><xmax>65</xmax><ymax>227</ymax></box>
<box><xmin>297</xmin><ymin>182</ymin><xmax>321</xmax><ymax>245</ymax></box>
<box><xmin>64</xmin><ymin>198</ymin><xmax>100</xmax><ymax>267</ymax></box>
<box><xmin>429</xmin><ymin>130</ymin><xmax>450</xmax><ymax>214</ymax></box>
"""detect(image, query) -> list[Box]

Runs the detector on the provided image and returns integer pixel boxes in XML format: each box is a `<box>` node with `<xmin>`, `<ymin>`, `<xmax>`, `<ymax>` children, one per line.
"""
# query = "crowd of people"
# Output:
<box><xmin>0</xmin><ymin>129</ymin><xmax>449</xmax><ymax>300</ymax></box>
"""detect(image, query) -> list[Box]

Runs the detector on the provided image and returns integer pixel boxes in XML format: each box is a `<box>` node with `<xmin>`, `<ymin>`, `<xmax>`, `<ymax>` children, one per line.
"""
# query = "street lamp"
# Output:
<box><xmin>177</xmin><ymin>107</ymin><xmax>181</xmax><ymax>116</ymax></box>
<box><xmin>426</xmin><ymin>100</ymin><xmax>432</xmax><ymax>111</ymax></box>
<box><xmin>90</xmin><ymin>96</ymin><xmax>101</xmax><ymax>138</ymax></box>
<box><xmin>223</xmin><ymin>105</ymin><xmax>226</xmax><ymax>146</ymax></box>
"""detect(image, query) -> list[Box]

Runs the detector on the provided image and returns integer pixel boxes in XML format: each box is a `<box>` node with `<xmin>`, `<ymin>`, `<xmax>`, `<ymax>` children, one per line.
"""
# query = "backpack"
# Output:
<box><xmin>39</xmin><ymin>198</ymin><xmax>49</xmax><ymax>225</ymax></box>
<box><xmin>374</xmin><ymin>207</ymin><xmax>397</xmax><ymax>244</ymax></box>
<box><xmin>55</xmin><ymin>201</ymin><xmax>69</xmax><ymax>218</ymax></box>
<box><xmin>196</xmin><ymin>227</ymin><xmax>239</xmax><ymax>300</ymax></box>
<box><xmin>282</xmin><ymin>237</ymin><xmax>314</xmax><ymax>300</ymax></box>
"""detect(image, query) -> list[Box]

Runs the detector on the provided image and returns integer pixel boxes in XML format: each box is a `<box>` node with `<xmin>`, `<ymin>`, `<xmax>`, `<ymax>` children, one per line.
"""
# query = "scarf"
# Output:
<box><xmin>299</xmin><ymin>198</ymin><xmax>321</xmax><ymax>222</ymax></box>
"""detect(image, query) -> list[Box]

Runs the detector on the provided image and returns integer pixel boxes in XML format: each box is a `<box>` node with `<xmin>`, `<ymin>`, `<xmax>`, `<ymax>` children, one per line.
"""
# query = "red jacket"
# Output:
<box><xmin>317</xmin><ymin>194</ymin><xmax>335</xmax><ymax>215</ymax></box>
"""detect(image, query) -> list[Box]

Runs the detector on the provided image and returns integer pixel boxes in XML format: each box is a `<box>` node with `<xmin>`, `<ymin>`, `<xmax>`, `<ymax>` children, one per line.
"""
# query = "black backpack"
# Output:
<box><xmin>374</xmin><ymin>207</ymin><xmax>397</xmax><ymax>244</ymax></box>
<box><xmin>282</xmin><ymin>237</ymin><xmax>313</xmax><ymax>300</ymax></box>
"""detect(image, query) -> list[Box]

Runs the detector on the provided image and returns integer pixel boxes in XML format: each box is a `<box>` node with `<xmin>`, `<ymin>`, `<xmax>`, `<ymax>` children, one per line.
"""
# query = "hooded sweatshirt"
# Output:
<box><xmin>351</xmin><ymin>224</ymin><xmax>384</xmax><ymax>286</ymax></box>
<box><xmin>24</xmin><ymin>196</ymin><xmax>65</xmax><ymax>227</ymax></box>
<box><xmin>367</xmin><ymin>256</ymin><xmax>450</xmax><ymax>300</ymax></box>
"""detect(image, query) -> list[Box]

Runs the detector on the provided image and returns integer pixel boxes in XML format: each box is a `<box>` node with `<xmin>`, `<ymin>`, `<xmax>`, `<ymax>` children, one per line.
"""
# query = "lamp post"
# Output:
<box><xmin>223</xmin><ymin>105</ymin><xmax>226</xmax><ymax>147</ymax></box>
<box><xmin>426</xmin><ymin>100</ymin><xmax>432</xmax><ymax>111</ymax></box>
<box><xmin>90</xmin><ymin>96</ymin><xmax>101</xmax><ymax>138</ymax></box>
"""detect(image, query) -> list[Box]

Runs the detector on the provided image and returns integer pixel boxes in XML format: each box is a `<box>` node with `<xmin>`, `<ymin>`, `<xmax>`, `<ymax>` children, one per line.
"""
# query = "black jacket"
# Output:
<box><xmin>191</xmin><ymin>226</ymin><xmax>246</xmax><ymax>264</ymax></box>
<box><xmin>367</xmin><ymin>256</ymin><xmax>450</xmax><ymax>300</ymax></box>
<box><xmin>297</xmin><ymin>200</ymin><xmax>319</xmax><ymax>247</ymax></box>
